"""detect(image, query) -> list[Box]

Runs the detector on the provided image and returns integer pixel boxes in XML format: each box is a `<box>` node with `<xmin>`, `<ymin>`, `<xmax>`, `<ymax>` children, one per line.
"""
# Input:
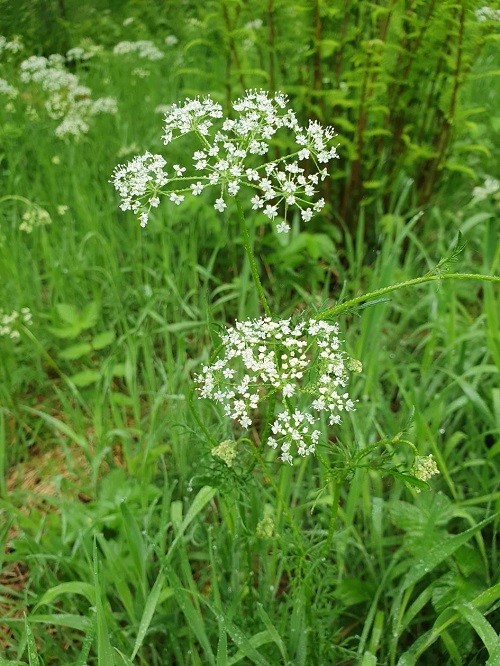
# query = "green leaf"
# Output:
<box><xmin>24</xmin><ymin>615</ymin><xmax>40</xmax><ymax>666</ymax></box>
<box><xmin>34</xmin><ymin>582</ymin><xmax>96</xmax><ymax>610</ymax></box>
<box><xmin>112</xmin><ymin>363</ymin><xmax>126</xmax><ymax>377</ymax></box>
<box><xmin>80</xmin><ymin>301</ymin><xmax>100</xmax><ymax>329</ymax></box>
<box><xmin>92</xmin><ymin>330</ymin><xmax>115</xmax><ymax>350</ymax></box>
<box><xmin>361</xmin><ymin>652</ymin><xmax>377</xmax><ymax>666</ymax></box>
<box><xmin>55</xmin><ymin>303</ymin><xmax>80</xmax><ymax>325</ymax></box>
<box><xmin>27</xmin><ymin>614</ymin><xmax>91</xmax><ymax>631</ymax></box>
<box><xmin>48</xmin><ymin>324</ymin><xmax>83</xmax><ymax>339</ymax></box>
<box><xmin>167</xmin><ymin>568</ymin><xmax>215</xmax><ymax>665</ymax></box>
<box><xmin>94</xmin><ymin>539</ymin><xmax>115</xmax><ymax>666</ymax></box>
<box><xmin>70</xmin><ymin>369</ymin><xmax>101</xmax><ymax>387</ymax></box>
<box><xmin>456</xmin><ymin>603</ymin><xmax>499</xmax><ymax>658</ymax></box>
<box><xmin>58</xmin><ymin>342</ymin><xmax>92</xmax><ymax>360</ymax></box>
<box><xmin>130</xmin><ymin>569</ymin><xmax>166</xmax><ymax>660</ymax></box>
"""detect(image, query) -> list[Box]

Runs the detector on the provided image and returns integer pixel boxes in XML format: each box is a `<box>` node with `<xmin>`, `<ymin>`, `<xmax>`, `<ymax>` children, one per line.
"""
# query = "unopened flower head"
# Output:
<box><xmin>211</xmin><ymin>439</ymin><xmax>238</xmax><ymax>467</ymax></box>
<box><xmin>195</xmin><ymin>316</ymin><xmax>356</xmax><ymax>464</ymax></box>
<box><xmin>19</xmin><ymin>207</ymin><xmax>52</xmax><ymax>233</ymax></box>
<box><xmin>411</xmin><ymin>454</ymin><xmax>439</xmax><ymax>492</ymax></box>
<box><xmin>112</xmin><ymin>89</ymin><xmax>338</xmax><ymax>229</ymax></box>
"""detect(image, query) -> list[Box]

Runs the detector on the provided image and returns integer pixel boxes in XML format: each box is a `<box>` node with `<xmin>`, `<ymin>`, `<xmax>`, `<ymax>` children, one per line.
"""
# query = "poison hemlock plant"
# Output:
<box><xmin>110</xmin><ymin>88</ymin><xmax>499</xmax><ymax>521</ymax></box>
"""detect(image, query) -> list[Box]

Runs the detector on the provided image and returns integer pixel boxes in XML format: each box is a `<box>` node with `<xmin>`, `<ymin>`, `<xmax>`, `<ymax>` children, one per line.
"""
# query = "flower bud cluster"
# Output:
<box><xmin>410</xmin><ymin>454</ymin><xmax>439</xmax><ymax>491</ymax></box>
<box><xmin>19</xmin><ymin>207</ymin><xmax>52</xmax><ymax>233</ymax></box>
<box><xmin>195</xmin><ymin>317</ymin><xmax>359</xmax><ymax>464</ymax></box>
<box><xmin>112</xmin><ymin>89</ymin><xmax>338</xmax><ymax>231</ymax></box>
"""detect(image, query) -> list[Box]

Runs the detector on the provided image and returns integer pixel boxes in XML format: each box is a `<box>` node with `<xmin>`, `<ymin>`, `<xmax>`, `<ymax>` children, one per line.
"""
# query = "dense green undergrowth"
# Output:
<box><xmin>0</xmin><ymin>1</ymin><xmax>499</xmax><ymax>664</ymax></box>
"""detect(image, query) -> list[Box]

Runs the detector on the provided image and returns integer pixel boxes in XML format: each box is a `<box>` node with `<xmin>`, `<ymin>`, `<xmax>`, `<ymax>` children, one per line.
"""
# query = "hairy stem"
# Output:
<box><xmin>315</xmin><ymin>273</ymin><xmax>500</xmax><ymax>320</ymax></box>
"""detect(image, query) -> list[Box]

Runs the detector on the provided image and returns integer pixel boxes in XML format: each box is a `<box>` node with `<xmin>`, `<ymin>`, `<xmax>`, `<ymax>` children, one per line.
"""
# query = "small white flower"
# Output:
<box><xmin>190</xmin><ymin>181</ymin><xmax>204</xmax><ymax>195</ymax></box>
<box><xmin>276</xmin><ymin>221</ymin><xmax>290</xmax><ymax>234</ymax></box>
<box><xmin>214</xmin><ymin>197</ymin><xmax>226</xmax><ymax>212</ymax></box>
<box><xmin>169</xmin><ymin>193</ymin><xmax>184</xmax><ymax>205</ymax></box>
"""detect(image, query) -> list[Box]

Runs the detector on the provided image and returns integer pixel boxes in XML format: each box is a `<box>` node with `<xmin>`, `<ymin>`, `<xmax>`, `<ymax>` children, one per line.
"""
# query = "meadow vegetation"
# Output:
<box><xmin>0</xmin><ymin>1</ymin><xmax>499</xmax><ymax>664</ymax></box>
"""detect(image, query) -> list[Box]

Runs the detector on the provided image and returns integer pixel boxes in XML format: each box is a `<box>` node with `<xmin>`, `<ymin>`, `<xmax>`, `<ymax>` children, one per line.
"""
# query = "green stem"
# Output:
<box><xmin>250</xmin><ymin>443</ymin><xmax>306</xmax><ymax>558</ymax></box>
<box><xmin>235</xmin><ymin>196</ymin><xmax>272</xmax><ymax>317</ymax></box>
<box><xmin>314</xmin><ymin>273</ymin><xmax>500</xmax><ymax>320</ymax></box>
<box><xmin>323</xmin><ymin>474</ymin><xmax>345</xmax><ymax>557</ymax></box>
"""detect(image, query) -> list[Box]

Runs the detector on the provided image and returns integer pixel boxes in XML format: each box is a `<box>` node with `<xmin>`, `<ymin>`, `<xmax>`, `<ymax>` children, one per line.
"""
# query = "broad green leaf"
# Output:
<box><xmin>48</xmin><ymin>324</ymin><xmax>82</xmax><ymax>339</ymax></box>
<box><xmin>55</xmin><ymin>303</ymin><xmax>80</xmax><ymax>325</ymax></box>
<box><xmin>80</xmin><ymin>301</ymin><xmax>100</xmax><ymax>329</ymax></box>
<box><xmin>92</xmin><ymin>330</ymin><xmax>115</xmax><ymax>350</ymax></box>
<box><xmin>70</xmin><ymin>369</ymin><xmax>101</xmax><ymax>387</ymax></box>
<box><xmin>400</xmin><ymin>514</ymin><xmax>497</xmax><ymax>592</ymax></box>
<box><xmin>58</xmin><ymin>342</ymin><xmax>92</xmax><ymax>360</ymax></box>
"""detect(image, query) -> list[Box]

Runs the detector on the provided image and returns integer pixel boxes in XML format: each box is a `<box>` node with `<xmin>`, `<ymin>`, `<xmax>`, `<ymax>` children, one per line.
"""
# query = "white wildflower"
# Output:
<box><xmin>195</xmin><ymin>316</ymin><xmax>357</xmax><ymax>464</ymax></box>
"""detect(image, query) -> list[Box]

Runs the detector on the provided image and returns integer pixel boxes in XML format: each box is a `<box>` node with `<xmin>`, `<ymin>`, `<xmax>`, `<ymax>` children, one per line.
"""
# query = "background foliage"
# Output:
<box><xmin>0</xmin><ymin>0</ymin><xmax>499</xmax><ymax>664</ymax></box>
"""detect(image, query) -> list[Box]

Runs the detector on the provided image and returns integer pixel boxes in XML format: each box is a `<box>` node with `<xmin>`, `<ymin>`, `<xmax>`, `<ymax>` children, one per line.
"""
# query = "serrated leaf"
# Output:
<box><xmin>48</xmin><ymin>324</ymin><xmax>82</xmax><ymax>339</ymax></box>
<box><xmin>58</xmin><ymin>342</ymin><xmax>92</xmax><ymax>360</ymax></box>
<box><xmin>92</xmin><ymin>330</ymin><xmax>115</xmax><ymax>350</ymax></box>
<box><xmin>80</xmin><ymin>301</ymin><xmax>100</xmax><ymax>330</ymax></box>
<box><xmin>55</xmin><ymin>303</ymin><xmax>80</xmax><ymax>325</ymax></box>
<box><xmin>70</xmin><ymin>369</ymin><xmax>101</xmax><ymax>387</ymax></box>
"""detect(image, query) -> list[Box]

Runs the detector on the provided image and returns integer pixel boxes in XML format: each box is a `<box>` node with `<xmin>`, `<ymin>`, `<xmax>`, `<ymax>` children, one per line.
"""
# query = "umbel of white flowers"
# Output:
<box><xmin>195</xmin><ymin>317</ymin><xmax>360</xmax><ymax>465</ymax></box>
<box><xmin>112</xmin><ymin>89</ymin><xmax>338</xmax><ymax>232</ymax></box>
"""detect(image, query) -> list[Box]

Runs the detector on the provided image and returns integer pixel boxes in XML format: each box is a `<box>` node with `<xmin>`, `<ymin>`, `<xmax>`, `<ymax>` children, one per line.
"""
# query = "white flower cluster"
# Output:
<box><xmin>66</xmin><ymin>45</ymin><xmax>101</xmax><ymax>62</ymax></box>
<box><xmin>0</xmin><ymin>77</ymin><xmax>18</xmax><ymax>99</ymax></box>
<box><xmin>472</xmin><ymin>176</ymin><xmax>499</xmax><ymax>201</ymax></box>
<box><xmin>195</xmin><ymin>317</ymin><xmax>358</xmax><ymax>464</ymax></box>
<box><xmin>0</xmin><ymin>36</ymin><xmax>24</xmax><ymax>56</ymax></box>
<box><xmin>476</xmin><ymin>6</ymin><xmax>500</xmax><ymax>21</ymax></box>
<box><xmin>0</xmin><ymin>308</ymin><xmax>32</xmax><ymax>340</ymax></box>
<box><xmin>113</xmin><ymin>40</ymin><xmax>164</xmax><ymax>61</ymax></box>
<box><xmin>112</xmin><ymin>89</ymin><xmax>338</xmax><ymax>231</ymax></box>
<box><xmin>19</xmin><ymin>55</ymin><xmax>117</xmax><ymax>138</ymax></box>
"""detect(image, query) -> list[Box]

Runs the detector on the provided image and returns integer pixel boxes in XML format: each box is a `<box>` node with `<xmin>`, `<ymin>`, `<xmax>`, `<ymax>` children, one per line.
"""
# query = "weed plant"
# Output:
<box><xmin>0</xmin><ymin>2</ymin><xmax>499</xmax><ymax>665</ymax></box>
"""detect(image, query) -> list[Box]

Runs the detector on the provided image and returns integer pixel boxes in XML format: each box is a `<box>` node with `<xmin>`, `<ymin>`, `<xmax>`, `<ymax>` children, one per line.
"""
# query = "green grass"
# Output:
<box><xmin>1</xmin><ymin>2</ymin><xmax>499</xmax><ymax>665</ymax></box>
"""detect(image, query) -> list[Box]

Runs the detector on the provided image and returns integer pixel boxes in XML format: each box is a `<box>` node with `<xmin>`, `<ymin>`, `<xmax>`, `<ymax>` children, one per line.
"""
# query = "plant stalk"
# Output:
<box><xmin>315</xmin><ymin>273</ymin><xmax>500</xmax><ymax>320</ymax></box>
<box><xmin>236</xmin><ymin>196</ymin><xmax>272</xmax><ymax>317</ymax></box>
